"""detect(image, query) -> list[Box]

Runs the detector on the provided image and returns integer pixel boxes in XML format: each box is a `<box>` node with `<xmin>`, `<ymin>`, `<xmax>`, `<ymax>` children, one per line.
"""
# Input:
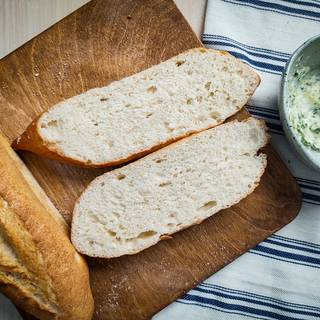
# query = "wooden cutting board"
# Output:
<box><xmin>0</xmin><ymin>0</ymin><xmax>301</xmax><ymax>319</ymax></box>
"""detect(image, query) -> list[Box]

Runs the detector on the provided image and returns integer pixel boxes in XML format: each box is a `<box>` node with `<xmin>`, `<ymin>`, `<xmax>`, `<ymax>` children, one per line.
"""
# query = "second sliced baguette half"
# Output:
<box><xmin>71</xmin><ymin>117</ymin><xmax>268</xmax><ymax>258</ymax></box>
<box><xmin>13</xmin><ymin>48</ymin><xmax>260</xmax><ymax>167</ymax></box>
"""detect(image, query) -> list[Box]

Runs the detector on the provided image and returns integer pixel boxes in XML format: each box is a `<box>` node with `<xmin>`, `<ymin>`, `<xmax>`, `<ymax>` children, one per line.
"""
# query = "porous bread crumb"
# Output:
<box><xmin>37</xmin><ymin>48</ymin><xmax>260</xmax><ymax>166</ymax></box>
<box><xmin>71</xmin><ymin>118</ymin><xmax>268</xmax><ymax>258</ymax></box>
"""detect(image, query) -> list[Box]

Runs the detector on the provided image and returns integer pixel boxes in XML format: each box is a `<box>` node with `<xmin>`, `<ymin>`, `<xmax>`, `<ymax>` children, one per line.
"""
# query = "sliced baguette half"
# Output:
<box><xmin>71</xmin><ymin>117</ymin><xmax>268</xmax><ymax>258</ymax></box>
<box><xmin>13</xmin><ymin>48</ymin><xmax>260</xmax><ymax>167</ymax></box>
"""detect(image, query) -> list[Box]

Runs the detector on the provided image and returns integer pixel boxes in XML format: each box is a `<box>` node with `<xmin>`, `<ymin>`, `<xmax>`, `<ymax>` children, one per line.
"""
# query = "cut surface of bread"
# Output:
<box><xmin>13</xmin><ymin>48</ymin><xmax>260</xmax><ymax>167</ymax></box>
<box><xmin>71</xmin><ymin>117</ymin><xmax>268</xmax><ymax>258</ymax></box>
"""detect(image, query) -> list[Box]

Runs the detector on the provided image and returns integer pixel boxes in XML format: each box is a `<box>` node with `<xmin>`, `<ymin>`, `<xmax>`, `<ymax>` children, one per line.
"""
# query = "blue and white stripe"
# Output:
<box><xmin>203</xmin><ymin>34</ymin><xmax>289</xmax><ymax>75</ymax></box>
<box><xmin>222</xmin><ymin>0</ymin><xmax>320</xmax><ymax>22</ymax></box>
<box><xmin>250</xmin><ymin>235</ymin><xmax>320</xmax><ymax>269</ymax></box>
<box><xmin>174</xmin><ymin>234</ymin><xmax>320</xmax><ymax>318</ymax></box>
<box><xmin>178</xmin><ymin>283</ymin><xmax>320</xmax><ymax>320</ymax></box>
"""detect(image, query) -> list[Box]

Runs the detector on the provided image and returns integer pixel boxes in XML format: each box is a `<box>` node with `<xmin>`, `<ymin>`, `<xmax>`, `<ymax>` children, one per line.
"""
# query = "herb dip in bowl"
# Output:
<box><xmin>280</xmin><ymin>34</ymin><xmax>320</xmax><ymax>171</ymax></box>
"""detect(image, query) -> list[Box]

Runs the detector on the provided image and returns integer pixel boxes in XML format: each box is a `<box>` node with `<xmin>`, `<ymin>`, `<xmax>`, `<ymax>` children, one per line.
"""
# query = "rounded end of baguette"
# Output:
<box><xmin>12</xmin><ymin>118</ymin><xmax>104</xmax><ymax>167</ymax></box>
<box><xmin>12</xmin><ymin>118</ymin><xmax>69</xmax><ymax>163</ymax></box>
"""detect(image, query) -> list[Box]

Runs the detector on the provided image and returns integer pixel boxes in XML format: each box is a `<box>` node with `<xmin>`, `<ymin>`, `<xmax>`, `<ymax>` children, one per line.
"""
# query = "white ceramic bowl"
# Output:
<box><xmin>279</xmin><ymin>34</ymin><xmax>320</xmax><ymax>171</ymax></box>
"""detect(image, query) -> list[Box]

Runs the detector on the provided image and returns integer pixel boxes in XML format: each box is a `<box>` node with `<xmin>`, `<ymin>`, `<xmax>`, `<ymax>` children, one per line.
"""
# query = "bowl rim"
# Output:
<box><xmin>279</xmin><ymin>33</ymin><xmax>320</xmax><ymax>172</ymax></box>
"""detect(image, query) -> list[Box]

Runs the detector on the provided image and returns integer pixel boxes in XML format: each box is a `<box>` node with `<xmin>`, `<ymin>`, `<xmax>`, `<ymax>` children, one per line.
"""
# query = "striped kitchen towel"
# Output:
<box><xmin>155</xmin><ymin>1</ymin><xmax>320</xmax><ymax>319</ymax></box>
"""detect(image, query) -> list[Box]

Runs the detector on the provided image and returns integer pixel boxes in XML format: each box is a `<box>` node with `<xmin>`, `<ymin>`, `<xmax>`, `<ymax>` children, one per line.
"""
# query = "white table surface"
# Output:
<box><xmin>0</xmin><ymin>0</ymin><xmax>207</xmax><ymax>318</ymax></box>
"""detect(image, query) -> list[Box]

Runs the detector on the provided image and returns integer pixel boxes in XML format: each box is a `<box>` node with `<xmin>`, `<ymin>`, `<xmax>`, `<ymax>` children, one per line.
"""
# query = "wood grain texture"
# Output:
<box><xmin>0</xmin><ymin>0</ymin><xmax>91</xmax><ymax>58</ymax></box>
<box><xmin>0</xmin><ymin>0</ymin><xmax>206</xmax><ymax>59</ymax></box>
<box><xmin>0</xmin><ymin>0</ymin><xmax>301</xmax><ymax>319</ymax></box>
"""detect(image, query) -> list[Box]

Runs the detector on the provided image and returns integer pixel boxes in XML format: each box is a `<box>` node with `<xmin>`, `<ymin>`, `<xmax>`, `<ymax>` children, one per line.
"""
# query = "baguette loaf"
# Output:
<box><xmin>0</xmin><ymin>133</ymin><xmax>94</xmax><ymax>319</ymax></box>
<box><xmin>13</xmin><ymin>48</ymin><xmax>260</xmax><ymax>167</ymax></box>
<box><xmin>71</xmin><ymin>117</ymin><xmax>268</xmax><ymax>258</ymax></box>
